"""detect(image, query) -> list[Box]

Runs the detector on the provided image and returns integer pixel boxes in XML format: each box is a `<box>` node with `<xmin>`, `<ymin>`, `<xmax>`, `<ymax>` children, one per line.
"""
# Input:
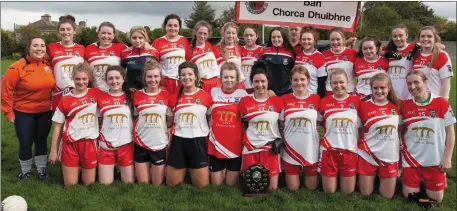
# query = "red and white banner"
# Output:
<box><xmin>235</xmin><ymin>1</ymin><xmax>361</xmax><ymax>32</ymax></box>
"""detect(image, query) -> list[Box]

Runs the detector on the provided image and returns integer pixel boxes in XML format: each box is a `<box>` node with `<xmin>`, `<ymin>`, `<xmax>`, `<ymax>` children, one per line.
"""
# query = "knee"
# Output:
<box><xmin>194</xmin><ymin>180</ymin><xmax>209</xmax><ymax>188</ymax></box>
<box><xmin>166</xmin><ymin>178</ymin><xmax>181</xmax><ymax>187</ymax></box>
<box><xmin>380</xmin><ymin>192</ymin><xmax>394</xmax><ymax>199</ymax></box>
<box><xmin>287</xmin><ymin>183</ymin><xmax>299</xmax><ymax>191</ymax></box>
<box><xmin>360</xmin><ymin>189</ymin><xmax>372</xmax><ymax>197</ymax></box>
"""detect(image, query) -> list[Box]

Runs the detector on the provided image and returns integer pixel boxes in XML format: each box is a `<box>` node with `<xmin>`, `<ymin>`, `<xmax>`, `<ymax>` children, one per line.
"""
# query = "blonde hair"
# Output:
<box><xmin>72</xmin><ymin>62</ymin><xmax>94</xmax><ymax>86</ymax></box>
<box><xmin>406</xmin><ymin>69</ymin><xmax>428</xmax><ymax>82</ymax></box>
<box><xmin>417</xmin><ymin>26</ymin><xmax>442</xmax><ymax>68</ymax></box>
<box><xmin>370</xmin><ymin>73</ymin><xmax>400</xmax><ymax>107</ymax></box>
<box><xmin>220</xmin><ymin>62</ymin><xmax>241</xmax><ymax>83</ymax></box>
<box><xmin>290</xmin><ymin>65</ymin><xmax>310</xmax><ymax>81</ymax></box>
<box><xmin>219</xmin><ymin>22</ymin><xmax>240</xmax><ymax>61</ymax></box>
<box><xmin>329</xmin><ymin>68</ymin><xmax>348</xmax><ymax>82</ymax></box>
<box><xmin>142</xmin><ymin>59</ymin><xmax>162</xmax><ymax>86</ymax></box>
<box><xmin>128</xmin><ymin>26</ymin><xmax>150</xmax><ymax>43</ymax></box>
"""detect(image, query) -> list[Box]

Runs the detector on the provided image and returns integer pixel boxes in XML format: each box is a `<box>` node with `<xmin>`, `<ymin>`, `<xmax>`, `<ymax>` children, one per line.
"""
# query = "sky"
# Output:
<box><xmin>1</xmin><ymin>1</ymin><xmax>456</xmax><ymax>32</ymax></box>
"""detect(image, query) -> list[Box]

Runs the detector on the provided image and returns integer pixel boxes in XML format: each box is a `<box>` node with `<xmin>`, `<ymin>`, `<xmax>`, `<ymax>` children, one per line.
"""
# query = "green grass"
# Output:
<box><xmin>1</xmin><ymin>58</ymin><xmax>456</xmax><ymax>211</ymax></box>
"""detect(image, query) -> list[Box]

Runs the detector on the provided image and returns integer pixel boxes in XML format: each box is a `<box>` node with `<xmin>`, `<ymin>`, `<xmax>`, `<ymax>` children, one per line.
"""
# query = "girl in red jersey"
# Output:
<box><xmin>133</xmin><ymin>60</ymin><xmax>173</xmax><ymax>185</ymax></box>
<box><xmin>241</xmin><ymin>26</ymin><xmax>263</xmax><ymax>93</ymax></box>
<box><xmin>47</xmin><ymin>15</ymin><xmax>85</xmax><ymax>110</ymax></box>
<box><xmin>213</xmin><ymin>22</ymin><xmax>245</xmax><ymax>89</ymax></box>
<box><xmin>166</xmin><ymin>62</ymin><xmax>211</xmax><ymax>188</ymax></box>
<box><xmin>357</xmin><ymin>73</ymin><xmax>401</xmax><ymax>199</ymax></box>
<box><xmin>294</xmin><ymin>26</ymin><xmax>327</xmax><ymax>98</ymax></box>
<box><xmin>97</xmin><ymin>66</ymin><xmax>134</xmax><ymax>185</ymax></box>
<box><xmin>262</xmin><ymin>27</ymin><xmax>296</xmax><ymax>96</ymax></box>
<box><xmin>318</xmin><ymin>69</ymin><xmax>361</xmax><ymax>194</ymax></box>
<box><xmin>401</xmin><ymin>70</ymin><xmax>455</xmax><ymax>203</ymax></box>
<box><xmin>190</xmin><ymin>21</ymin><xmax>220</xmax><ymax>93</ymax></box>
<box><xmin>85</xmin><ymin>22</ymin><xmax>127</xmax><ymax>92</ymax></box>
<box><xmin>207</xmin><ymin>62</ymin><xmax>248</xmax><ymax>185</ymax></box>
<box><xmin>280</xmin><ymin>66</ymin><xmax>322</xmax><ymax>191</ymax></box>
<box><xmin>322</xmin><ymin>27</ymin><xmax>357</xmax><ymax>96</ymax></box>
<box><xmin>353</xmin><ymin>36</ymin><xmax>389</xmax><ymax>98</ymax></box>
<box><xmin>239</xmin><ymin>60</ymin><xmax>285</xmax><ymax>191</ymax></box>
<box><xmin>412</xmin><ymin>26</ymin><xmax>453</xmax><ymax>99</ymax></box>
<box><xmin>153</xmin><ymin>14</ymin><xmax>191</xmax><ymax>95</ymax></box>
<box><xmin>48</xmin><ymin>63</ymin><xmax>99</xmax><ymax>188</ymax></box>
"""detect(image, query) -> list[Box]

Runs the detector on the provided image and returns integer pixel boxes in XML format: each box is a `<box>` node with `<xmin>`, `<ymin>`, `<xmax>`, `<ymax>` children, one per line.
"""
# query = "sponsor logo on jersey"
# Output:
<box><xmin>326</xmin><ymin>67</ymin><xmax>344</xmax><ymax>73</ymax></box>
<box><xmin>245</xmin><ymin>1</ymin><xmax>268</xmax><ymax>15</ymax></box>
<box><xmin>199</xmin><ymin>59</ymin><xmax>214</xmax><ymax>68</ymax></box>
<box><xmin>375</xmin><ymin>125</ymin><xmax>397</xmax><ymax>135</ymax></box>
<box><xmin>127</xmin><ymin>60</ymin><xmax>136</xmax><ymax>65</ymax></box>
<box><xmin>241</xmin><ymin>64</ymin><xmax>252</xmax><ymax>74</ymax></box>
<box><xmin>196</xmin><ymin>99</ymin><xmax>200</xmax><ymax>105</ymax></box>
<box><xmin>93</xmin><ymin>64</ymin><xmax>112</xmax><ymax>74</ymax></box>
<box><xmin>217</xmin><ymin>111</ymin><xmax>236</xmax><ymax>122</ymax></box>
<box><xmin>349</xmin><ymin>103</ymin><xmax>354</xmax><ymax>109</ymax></box>
<box><xmin>283</xmin><ymin>58</ymin><xmax>288</xmax><ymax>65</ymax></box>
<box><xmin>179</xmin><ymin>112</ymin><xmax>197</xmax><ymax>123</ymax></box>
<box><xmin>61</xmin><ymin>64</ymin><xmax>76</xmax><ymax>74</ymax></box>
<box><xmin>143</xmin><ymin>113</ymin><xmax>161</xmax><ymax>123</ymax></box>
<box><xmin>78</xmin><ymin>113</ymin><xmax>96</xmax><ymax>124</ymax></box>
<box><xmin>254</xmin><ymin>120</ymin><xmax>269</xmax><ymax>131</ymax></box>
<box><xmin>388</xmin><ymin>65</ymin><xmax>405</xmax><ymax>74</ymax></box>
<box><xmin>26</xmin><ymin>69</ymin><xmax>35</xmax><ymax>73</ymax></box>
<box><xmin>332</xmin><ymin>118</ymin><xmax>353</xmax><ymax>128</ymax></box>
<box><xmin>430</xmin><ymin>111</ymin><xmax>436</xmax><ymax>118</ymax></box>
<box><xmin>412</xmin><ymin>127</ymin><xmax>434</xmax><ymax>138</ymax></box>
<box><xmin>361</xmin><ymin>77</ymin><xmax>371</xmax><ymax>85</ymax></box>
<box><xmin>107</xmin><ymin>113</ymin><xmax>128</xmax><ymax>123</ymax></box>
<box><xmin>167</xmin><ymin>56</ymin><xmax>183</xmax><ymax>64</ymax></box>
<box><xmin>290</xmin><ymin>117</ymin><xmax>311</xmax><ymax>128</ymax></box>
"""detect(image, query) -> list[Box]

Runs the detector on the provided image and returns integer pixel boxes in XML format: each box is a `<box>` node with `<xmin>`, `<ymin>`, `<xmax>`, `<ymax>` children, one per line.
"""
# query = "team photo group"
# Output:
<box><xmin>1</xmin><ymin>4</ymin><xmax>455</xmax><ymax>207</ymax></box>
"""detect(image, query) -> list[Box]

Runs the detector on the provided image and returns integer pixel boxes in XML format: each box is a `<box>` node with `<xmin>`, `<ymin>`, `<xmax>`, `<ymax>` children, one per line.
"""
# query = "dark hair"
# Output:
<box><xmin>357</xmin><ymin>35</ymin><xmax>382</xmax><ymax>57</ymax></box>
<box><xmin>386</xmin><ymin>24</ymin><xmax>409</xmax><ymax>53</ymax></box>
<box><xmin>162</xmin><ymin>14</ymin><xmax>182</xmax><ymax>31</ymax></box>
<box><xmin>250</xmin><ymin>60</ymin><xmax>272</xmax><ymax>90</ymax></box>
<box><xmin>25</xmin><ymin>36</ymin><xmax>45</xmax><ymax>58</ymax></box>
<box><xmin>105</xmin><ymin>66</ymin><xmax>133</xmax><ymax>112</ymax></box>
<box><xmin>243</xmin><ymin>25</ymin><xmax>261</xmax><ymax>45</ymax></box>
<box><xmin>97</xmin><ymin>22</ymin><xmax>120</xmax><ymax>44</ymax></box>
<box><xmin>57</xmin><ymin>14</ymin><xmax>77</xmax><ymax>31</ymax></box>
<box><xmin>190</xmin><ymin>20</ymin><xmax>212</xmax><ymax>49</ymax></box>
<box><xmin>266</xmin><ymin>27</ymin><xmax>296</xmax><ymax>58</ymax></box>
<box><xmin>175</xmin><ymin>62</ymin><xmax>201</xmax><ymax>107</ymax></box>
<box><xmin>300</xmin><ymin>26</ymin><xmax>319</xmax><ymax>50</ymax></box>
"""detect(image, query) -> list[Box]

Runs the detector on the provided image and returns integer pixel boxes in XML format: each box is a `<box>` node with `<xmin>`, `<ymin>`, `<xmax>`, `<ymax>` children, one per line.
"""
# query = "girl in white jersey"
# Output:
<box><xmin>97</xmin><ymin>66</ymin><xmax>134</xmax><ymax>185</ymax></box>
<box><xmin>357</xmin><ymin>73</ymin><xmax>401</xmax><ymax>199</ymax></box>
<box><xmin>401</xmin><ymin>70</ymin><xmax>455</xmax><ymax>203</ymax></box>
<box><xmin>133</xmin><ymin>59</ymin><xmax>173</xmax><ymax>185</ymax></box>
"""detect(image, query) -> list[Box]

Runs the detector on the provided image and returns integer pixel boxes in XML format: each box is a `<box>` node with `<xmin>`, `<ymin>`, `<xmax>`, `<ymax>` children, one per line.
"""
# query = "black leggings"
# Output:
<box><xmin>13</xmin><ymin>110</ymin><xmax>52</xmax><ymax>161</ymax></box>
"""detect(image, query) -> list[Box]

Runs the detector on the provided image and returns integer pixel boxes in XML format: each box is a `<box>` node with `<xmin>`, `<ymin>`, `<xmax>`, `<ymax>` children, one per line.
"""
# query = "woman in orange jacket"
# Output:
<box><xmin>1</xmin><ymin>36</ymin><xmax>55</xmax><ymax>181</ymax></box>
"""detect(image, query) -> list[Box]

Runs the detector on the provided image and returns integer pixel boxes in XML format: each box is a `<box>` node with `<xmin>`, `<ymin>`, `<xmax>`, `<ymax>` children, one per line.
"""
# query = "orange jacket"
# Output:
<box><xmin>1</xmin><ymin>56</ymin><xmax>55</xmax><ymax>120</ymax></box>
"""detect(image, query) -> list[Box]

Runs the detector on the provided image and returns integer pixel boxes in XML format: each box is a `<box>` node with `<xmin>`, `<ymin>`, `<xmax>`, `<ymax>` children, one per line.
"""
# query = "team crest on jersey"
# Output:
<box><xmin>234</xmin><ymin>97</ymin><xmax>240</xmax><ymax>103</ymax></box>
<box><xmin>430</xmin><ymin>110</ymin><xmax>436</xmax><ymax>118</ymax></box>
<box><xmin>75</xmin><ymin>51</ymin><xmax>80</xmax><ymax>57</ymax></box>
<box><xmin>426</xmin><ymin>62</ymin><xmax>431</xmax><ymax>67</ymax></box>
<box><xmin>378</xmin><ymin>66</ymin><xmax>382</xmax><ymax>70</ymax></box>
<box><xmin>349</xmin><ymin>103</ymin><xmax>354</xmax><ymax>109</ymax></box>
<box><xmin>255</xmin><ymin>54</ymin><xmax>259</xmax><ymax>59</ymax></box>
<box><xmin>90</xmin><ymin>98</ymin><xmax>95</xmax><ymax>104</ymax></box>
<box><xmin>268</xmin><ymin>105</ymin><xmax>273</xmax><ymax>111</ymax></box>
<box><xmin>391</xmin><ymin>109</ymin><xmax>396</xmax><ymax>115</ymax></box>
<box><xmin>283</xmin><ymin>58</ymin><xmax>288</xmax><ymax>65</ymax></box>
<box><xmin>109</xmin><ymin>51</ymin><xmax>114</xmax><ymax>56</ymax></box>
<box><xmin>179</xmin><ymin>44</ymin><xmax>184</xmax><ymax>49</ymax></box>
<box><xmin>44</xmin><ymin>66</ymin><xmax>51</xmax><ymax>72</ymax></box>
<box><xmin>124</xmin><ymin>100</ymin><xmax>128</xmax><ymax>105</ymax></box>
<box><xmin>309</xmin><ymin>104</ymin><xmax>314</xmax><ymax>109</ymax></box>
<box><xmin>196</xmin><ymin>99</ymin><xmax>200</xmax><ymax>105</ymax></box>
<box><xmin>343</xmin><ymin>56</ymin><xmax>348</xmax><ymax>61</ymax></box>
<box><xmin>158</xmin><ymin>100</ymin><xmax>164</xmax><ymax>105</ymax></box>
<box><xmin>308</xmin><ymin>60</ymin><xmax>313</xmax><ymax>65</ymax></box>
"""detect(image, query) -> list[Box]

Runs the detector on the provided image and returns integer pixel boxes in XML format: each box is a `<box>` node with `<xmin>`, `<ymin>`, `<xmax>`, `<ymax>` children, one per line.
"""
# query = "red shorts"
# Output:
<box><xmin>241</xmin><ymin>150</ymin><xmax>280</xmax><ymax>178</ymax></box>
<box><xmin>60</xmin><ymin>139</ymin><xmax>98</xmax><ymax>169</ymax></box>
<box><xmin>319</xmin><ymin>149</ymin><xmax>358</xmax><ymax>177</ymax></box>
<box><xmin>282</xmin><ymin>160</ymin><xmax>318</xmax><ymax>176</ymax></box>
<box><xmin>357</xmin><ymin>157</ymin><xmax>398</xmax><ymax>178</ymax></box>
<box><xmin>201</xmin><ymin>77</ymin><xmax>220</xmax><ymax>93</ymax></box>
<box><xmin>161</xmin><ymin>77</ymin><xmax>181</xmax><ymax>95</ymax></box>
<box><xmin>402</xmin><ymin>166</ymin><xmax>446</xmax><ymax>191</ymax></box>
<box><xmin>98</xmin><ymin>143</ymin><xmax>134</xmax><ymax>167</ymax></box>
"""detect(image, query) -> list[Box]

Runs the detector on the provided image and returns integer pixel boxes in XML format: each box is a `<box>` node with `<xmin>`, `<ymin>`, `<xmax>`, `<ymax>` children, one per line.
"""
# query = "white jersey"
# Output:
<box><xmin>386</xmin><ymin>43</ymin><xmax>415</xmax><ymax>100</ymax></box>
<box><xmin>322</xmin><ymin>48</ymin><xmax>356</xmax><ymax>93</ymax></box>
<box><xmin>413</xmin><ymin>51</ymin><xmax>453</xmax><ymax>98</ymax></box>
<box><xmin>280</xmin><ymin>93</ymin><xmax>322</xmax><ymax>166</ymax></box>
<box><xmin>295</xmin><ymin>50</ymin><xmax>327</xmax><ymax>94</ymax></box>
<box><xmin>191</xmin><ymin>42</ymin><xmax>219</xmax><ymax>79</ymax></box>
<box><xmin>401</xmin><ymin>94</ymin><xmax>456</xmax><ymax>167</ymax></box>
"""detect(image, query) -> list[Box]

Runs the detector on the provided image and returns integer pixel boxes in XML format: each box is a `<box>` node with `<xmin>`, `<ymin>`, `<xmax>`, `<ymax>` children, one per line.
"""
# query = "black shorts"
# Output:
<box><xmin>208</xmin><ymin>155</ymin><xmax>242</xmax><ymax>172</ymax></box>
<box><xmin>134</xmin><ymin>143</ymin><xmax>166</xmax><ymax>165</ymax></box>
<box><xmin>167</xmin><ymin>135</ymin><xmax>208</xmax><ymax>169</ymax></box>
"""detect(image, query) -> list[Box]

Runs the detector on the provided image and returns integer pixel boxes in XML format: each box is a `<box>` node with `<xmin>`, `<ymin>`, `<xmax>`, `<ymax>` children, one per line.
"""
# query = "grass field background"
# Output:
<box><xmin>1</xmin><ymin>58</ymin><xmax>456</xmax><ymax>210</ymax></box>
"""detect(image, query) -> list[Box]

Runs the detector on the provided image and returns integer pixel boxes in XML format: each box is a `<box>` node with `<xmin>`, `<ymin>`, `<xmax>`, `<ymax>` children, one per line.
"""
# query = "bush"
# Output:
<box><xmin>12</xmin><ymin>52</ymin><xmax>22</xmax><ymax>61</ymax></box>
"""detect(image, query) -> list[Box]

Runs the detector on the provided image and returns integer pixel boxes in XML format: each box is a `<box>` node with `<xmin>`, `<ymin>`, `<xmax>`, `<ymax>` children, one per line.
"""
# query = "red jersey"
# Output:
<box><xmin>208</xmin><ymin>87</ymin><xmax>248</xmax><ymax>158</ymax></box>
<box><xmin>241</xmin><ymin>45</ymin><xmax>263</xmax><ymax>89</ymax></box>
<box><xmin>319</xmin><ymin>95</ymin><xmax>361</xmax><ymax>152</ymax></box>
<box><xmin>213</xmin><ymin>44</ymin><xmax>244</xmax><ymax>82</ymax></box>
<box><xmin>280</xmin><ymin>93</ymin><xmax>322</xmax><ymax>166</ymax></box>
<box><xmin>322</xmin><ymin>48</ymin><xmax>356</xmax><ymax>92</ymax></box>
<box><xmin>239</xmin><ymin>95</ymin><xmax>284</xmax><ymax>154</ymax></box>
<box><xmin>295</xmin><ymin>50</ymin><xmax>327</xmax><ymax>94</ymax></box>
<box><xmin>353</xmin><ymin>57</ymin><xmax>389</xmax><ymax>96</ymax></box>
<box><xmin>401</xmin><ymin>94</ymin><xmax>456</xmax><ymax>167</ymax></box>
<box><xmin>412</xmin><ymin>51</ymin><xmax>453</xmax><ymax>97</ymax></box>
<box><xmin>170</xmin><ymin>89</ymin><xmax>212</xmax><ymax>138</ymax></box>
<box><xmin>152</xmin><ymin>36</ymin><xmax>191</xmax><ymax>79</ymax></box>
<box><xmin>51</xmin><ymin>88</ymin><xmax>99</xmax><ymax>143</ymax></box>
<box><xmin>85</xmin><ymin>42</ymin><xmax>127</xmax><ymax>92</ymax></box>
<box><xmin>358</xmin><ymin>99</ymin><xmax>400</xmax><ymax>166</ymax></box>
<box><xmin>190</xmin><ymin>42</ymin><xmax>219</xmax><ymax>79</ymax></box>
<box><xmin>133</xmin><ymin>89</ymin><xmax>172</xmax><ymax>151</ymax></box>
<box><xmin>97</xmin><ymin>91</ymin><xmax>132</xmax><ymax>150</ymax></box>
<box><xmin>47</xmin><ymin>42</ymin><xmax>85</xmax><ymax>94</ymax></box>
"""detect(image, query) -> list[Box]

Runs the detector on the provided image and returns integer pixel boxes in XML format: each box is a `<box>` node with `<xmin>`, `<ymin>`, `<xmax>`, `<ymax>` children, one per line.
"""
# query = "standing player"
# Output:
<box><xmin>47</xmin><ymin>15</ymin><xmax>85</xmax><ymax>110</ymax></box>
<box><xmin>133</xmin><ymin>60</ymin><xmax>173</xmax><ymax>185</ymax></box>
<box><xmin>121</xmin><ymin>26</ymin><xmax>159</xmax><ymax>92</ymax></box>
<box><xmin>241</xmin><ymin>26</ymin><xmax>263</xmax><ymax>93</ymax></box>
<box><xmin>318</xmin><ymin>69</ymin><xmax>361</xmax><ymax>194</ymax></box>
<box><xmin>207</xmin><ymin>62</ymin><xmax>248</xmax><ymax>185</ymax></box>
<box><xmin>239</xmin><ymin>60</ymin><xmax>285</xmax><ymax>191</ymax></box>
<box><xmin>401</xmin><ymin>70</ymin><xmax>455</xmax><ymax>203</ymax></box>
<box><xmin>294</xmin><ymin>26</ymin><xmax>327</xmax><ymax>98</ymax></box>
<box><xmin>412</xmin><ymin>26</ymin><xmax>453</xmax><ymax>99</ymax></box>
<box><xmin>166</xmin><ymin>62</ymin><xmax>211</xmax><ymax>188</ymax></box>
<box><xmin>153</xmin><ymin>14</ymin><xmax>191</xmax><ymax>94</ymax></box>
<box><xmin>213</xmin><ymin>22</ymin><xmax>245</xmax><ymax>89</ymax></box>
<box><xmin>97</xmin><ymin>66</ymin><xmax>134</xmax><ymax>185</ymax></box>
<box><xmin>48</xmin><ymin>63</ymin><xmax>98</xmax><ymax>188</ymax></box>
<box><xmin>354</xmin><ymin>36</ymin><xmax>389</xmax><ymax>98</ymax></box>
<box><xmin>190</xmin><ymin>21</ymin><xmax>220</xmax><ymax>93</ymax></box>
<box><xmin>280</xmin><ymin>66</ymin><xmax>322</xmax><ymax>190</ymax></box>
<box><xmin>85</xmin><ymin>22</ymin><xmax>127</xmax><ymax>92</ymax></box>
<box><xmin>323</xmin><ymin>27</ymin><xmax>356</xmax><ymax>96</ymax></box>
<box><xmin>357</xmin><ymin>73</ymin><xmax>400</xmax><ymax>199</ymax></box>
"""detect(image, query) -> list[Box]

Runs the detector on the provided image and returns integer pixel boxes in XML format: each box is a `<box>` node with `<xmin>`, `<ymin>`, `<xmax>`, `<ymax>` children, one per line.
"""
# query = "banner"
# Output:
<box><xmin>235</xmin><ymin>1</ymin><xmax>361</xmax><ymax>32</ymax></box>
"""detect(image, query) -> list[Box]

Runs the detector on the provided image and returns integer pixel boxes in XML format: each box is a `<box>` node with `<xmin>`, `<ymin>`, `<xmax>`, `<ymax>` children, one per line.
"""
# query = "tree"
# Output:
<box><xmin>185</xmin><ymin>2</ymin><xmax>217</xmax><ymax>30</ymax></box>
<box><xmin>181</xmin><ymin>28</ymin><xmax>192</xmax><ymax>38</ymax></box>
<box><xmin>440</xmin><ymin>21</ymin><xmax>456</xmax><ymax>41</ymax></box>
<box><xmin>118</xmin><ymin>31</ymin><xmax>130</xmax><ymax>46</ymax></box>
<box><xmin>216</xmin><ymin>6</ymin><xmax>235</xmax><ymax>28</ymax></box>
<box><xmin>150</xmin><ymin>28</ymin><xmax>164</xmax><ymax>40</ymax></box>
<box><xmin>357</xmin><ymin>4</ymin><xmax>402</xmax><ymax>40</ymax></box>
<box><xmin>14</xmin><ymin>25</ymin><xmax>42</xmax><ymax>53</ymax></box>
<box><xmin>1</xmin><ymin>29</ymin><xmax>16</xmax><ymax>57</ymax></box>
<box><xmin>42</xmin><ymin>32</ymin><xmax>59</xmax><ymax>45</ymax></box>
<box><xmin>75</xmin><ymin>26</ymin><xmax>98</xmax><ymax>47</ymax></box>
<box><xmin>144</xmin><ymin>26</ymin><xmax>154</xmax><ymax>41</ymax></box>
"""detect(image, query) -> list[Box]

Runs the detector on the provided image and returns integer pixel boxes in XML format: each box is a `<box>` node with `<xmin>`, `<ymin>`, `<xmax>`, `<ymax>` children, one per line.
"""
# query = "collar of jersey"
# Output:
<box><xmin>71</xmin><ymin>88</ymin><xmax>89</xmax><ymax>98</ymax></box>
<box><xmin>331</xmin><ymin>47</ymin><xmax>346</xmax><ymax>55</ymax></box>
<box><xmin>332</xmin><ymin>94</ymin><xmax>349</xmax><ymax>101</ymax></box>
<box><xmin>413</xmin><ymin>92</ymin><xmax>434</xmax><ymax>106</ymax></box>
<box><xmin>293</xmin><ymin>92</ymin><xmax>310</xmax><ymax>99</ymax></box>
<box><xmin>142</xmin><ymin>88</ymin><xmax>161</xmax><ymax>96</ymax></box>
<box><xmin>183</xmin><ymin>88</ymin><xmax>199</xmax><ymax>95</ymax></box>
